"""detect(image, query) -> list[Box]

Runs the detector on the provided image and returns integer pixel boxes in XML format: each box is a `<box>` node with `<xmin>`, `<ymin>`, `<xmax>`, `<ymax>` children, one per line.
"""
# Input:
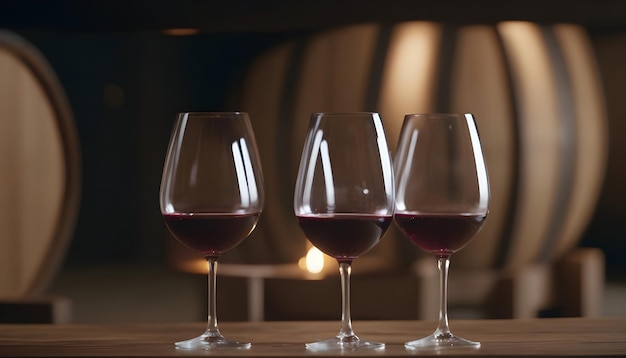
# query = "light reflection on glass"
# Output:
<box><xmin>302</xmin><ymin>130</ymin><xmax>324</xmax><ymax>213</ymax></box>
<box><xmin>239</xmin><ymin>138</ymin><xmax>259</xmax><ymax>205</ymax></box>
<box><xmin>232</xmin><ymin>140</ymin><xmax>251</xmax><ymax>207</ymax></box>
<box><xmin>465</xmin><ymin>114</ymin><xmax>490</xmax><ymax>211</ymax></box>
<box><xmin>320</xmin><ymin>139</ymin><xmax>335</xmax><ymax>211</ymax></box>
<box><xmin>372</xmin><ymin>114</ymin><xmax>394</xmax><ymax>202</ymax></box>
<box><xmin>395</xmin><ymin>128</ymin><xmax>419</xmax><ymax>212</ymax></box>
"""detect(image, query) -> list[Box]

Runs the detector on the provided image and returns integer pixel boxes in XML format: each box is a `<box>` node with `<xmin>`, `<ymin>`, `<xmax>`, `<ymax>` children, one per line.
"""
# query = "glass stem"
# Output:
<box><xmin>205</xmin><ymin>256</ymin><xmax>221</xmax><ymax>337</ymax></box>
<box><xmin>338</xmin><ymin>261</ymin><xmax>356</xmax><ymax>339</ymax></box>
<box><xmin>435</xmin><ymin>255</ymin><xmax>452</xmax><ymax>338</ymax></box>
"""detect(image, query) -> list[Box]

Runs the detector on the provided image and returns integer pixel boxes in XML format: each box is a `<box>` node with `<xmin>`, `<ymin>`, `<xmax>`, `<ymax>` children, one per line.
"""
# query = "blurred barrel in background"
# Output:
<box><xmin>170</xmin><ymin>21</ymin><xmax>608</xmax><ymax>318</ymax></box>
<box><xmin>230</xmin><ymin>21</ymin><xmax>608</xmax><ymax>318</ymax></box>
<box><xmin>238</xmin><ymin>21</ymin><xmax>607</xmax><ymax>272</ymax></box>
<box><xmin>0</xmin><ymin>30</ymin><xmax>80</xmax><ymax>303</ymax></box>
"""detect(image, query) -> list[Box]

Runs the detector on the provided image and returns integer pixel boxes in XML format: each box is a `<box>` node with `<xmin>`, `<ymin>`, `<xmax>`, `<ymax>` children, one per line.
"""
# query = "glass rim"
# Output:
<box><xmin>177</xmin><ymin>111</ymin><xmax>248</xmax><ymax>116</ymax></box>
<box><xmin>312</xmin><ymin>111</ymin><xmax>380</xmax><ymax>116</ymax></box>
<box><xmin>404</xmin><ymin>112</ymin><xmax>473</xmax><ymax>118</ymax></box>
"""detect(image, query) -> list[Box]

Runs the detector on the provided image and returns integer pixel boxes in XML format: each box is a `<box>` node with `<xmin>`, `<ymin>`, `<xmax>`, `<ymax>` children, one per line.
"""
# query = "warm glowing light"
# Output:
<box><xmin>298</xmin><ymin>247</ymin><xmax>325</xmax><ymax>274</ymax></box>
<box><xmin>162</xmin><ymin>28</ymin><xmax>200</xmax><ymax>36</ymax></box>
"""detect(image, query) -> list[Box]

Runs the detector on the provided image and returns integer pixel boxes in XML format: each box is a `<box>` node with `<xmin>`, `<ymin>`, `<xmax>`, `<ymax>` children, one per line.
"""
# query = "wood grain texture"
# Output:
<box><xmin>0</xmin><ymin>318</ymin><xmax>625</xmax><ymax>357</ymax></box>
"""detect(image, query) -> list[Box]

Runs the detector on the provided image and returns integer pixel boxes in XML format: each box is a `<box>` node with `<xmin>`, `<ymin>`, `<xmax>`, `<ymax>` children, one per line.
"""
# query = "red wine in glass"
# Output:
<box><xmin>164</xmin><ymin>212</ymin><xmax>260</xmax><ymax>257</ymax></box>
<box><xmin>393</xmin><ymin>113</ymin><xmax>489</xmax><ymax>350</ymax></box>
<box><xmin>393</xmin><ymin>213</ymin><xmax>485</xmax><ymax>256</ymax></box>
<box><xmin>296</xmin><ymin>214</ymin><xmax>392</xmax><ymax>262</ymax></box>
<box><xmin>294</xmin><ymin>112</ymin><xmax>395</xmax><ymax>351</ymax></box>
<box><xmin>160</xmin><ymin>112</ymin><xmax>264</xmax><ymax>350</ymax></box>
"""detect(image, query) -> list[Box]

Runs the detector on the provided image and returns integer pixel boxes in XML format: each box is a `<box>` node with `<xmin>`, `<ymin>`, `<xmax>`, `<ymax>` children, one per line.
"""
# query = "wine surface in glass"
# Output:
<box><xmin>164</xmin><ymin>212</ymin><xmax>260</xmax><ymax>257</ymax></box>
<box><xmin>394</xmin><ymin>213</ymin><xmax>485</xmax><ymax>256</ymax></box>
<box><xmin>296</xmin><ymin>214</ymin><xmax>392</xmax><ymax>262</ymax></box>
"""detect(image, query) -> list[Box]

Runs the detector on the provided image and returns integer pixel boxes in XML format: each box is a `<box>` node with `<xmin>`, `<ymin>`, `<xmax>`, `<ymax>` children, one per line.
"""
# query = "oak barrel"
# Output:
<box><xmin>0</xmin><ymin>30</ymin><xmax>80</xmax><ymax>299</ymax></box>
<box><xmin>236</xmin><ymin>21</ymin><xmax>608</xmax><ymax>275</ymax></box>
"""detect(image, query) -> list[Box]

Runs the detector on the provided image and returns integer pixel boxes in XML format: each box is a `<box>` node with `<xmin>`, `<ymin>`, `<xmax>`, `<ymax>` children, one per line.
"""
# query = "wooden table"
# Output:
<box><xmin>1</xmin><ymin>318</ymin><xmax>625</xmax><ymax>357</ymax></box>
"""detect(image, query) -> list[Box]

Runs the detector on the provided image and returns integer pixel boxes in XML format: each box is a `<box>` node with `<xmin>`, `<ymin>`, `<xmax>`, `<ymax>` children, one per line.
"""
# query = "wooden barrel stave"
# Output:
<box><xmin>447</xmin><ymin>25</ymin><xmax>516</xmax><ymax>270</ymax></box>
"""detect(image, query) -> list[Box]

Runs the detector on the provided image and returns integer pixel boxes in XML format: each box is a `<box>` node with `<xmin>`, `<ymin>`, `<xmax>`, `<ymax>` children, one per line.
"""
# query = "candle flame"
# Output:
<box><xmin>298</xmin><ymin>247</ymin><xmax>324</xmax><ymax>274</ymax></box>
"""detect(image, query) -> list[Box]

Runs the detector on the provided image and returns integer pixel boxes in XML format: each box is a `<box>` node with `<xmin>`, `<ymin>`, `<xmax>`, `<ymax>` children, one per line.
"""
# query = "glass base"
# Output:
<box><xmin>405</xmin><ymin>332</ymin><xmax>480</xmax><ymax>350</ymax></box>
<box><xmin>175</xmin><ymin>333</ymin><xmax>251</xmax><ymax>350</ymax></box>
<box><xmin>306</xmin><ymin>336</ymin><xmax>385</xmax><ymax>352</ymax></box>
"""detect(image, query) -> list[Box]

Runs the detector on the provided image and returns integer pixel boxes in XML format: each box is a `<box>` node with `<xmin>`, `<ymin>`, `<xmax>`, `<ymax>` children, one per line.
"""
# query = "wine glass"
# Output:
<box><xmin>160</xmin><ymin>112</ymin><xmax>264</xmax><ymax>350</ymax></box>
<box><xmin>393</xmin><ymin>113</ymin><xmax>489</xmax><ymax>350</ymax></box>
<box><xmin>294</xmin><ymin>112</ymin><xmax>395</xmax><ymax>351</ymax></box>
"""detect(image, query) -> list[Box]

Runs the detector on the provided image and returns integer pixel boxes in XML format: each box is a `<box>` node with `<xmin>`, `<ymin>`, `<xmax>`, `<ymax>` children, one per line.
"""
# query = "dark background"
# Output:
<box><xmin>1</xmin><ymin>0</ymin><xmax>625</xmax><ymax>277</ymax></box>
